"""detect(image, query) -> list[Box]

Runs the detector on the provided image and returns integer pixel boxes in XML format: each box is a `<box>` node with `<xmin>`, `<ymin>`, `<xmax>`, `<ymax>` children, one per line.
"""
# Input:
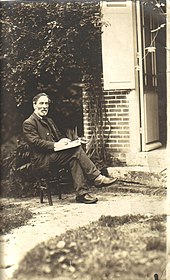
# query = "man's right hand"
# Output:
<box><xmin>54</xmin><ymin>138</ymin><xmax>71</xmax><ymax>151</ymax></box>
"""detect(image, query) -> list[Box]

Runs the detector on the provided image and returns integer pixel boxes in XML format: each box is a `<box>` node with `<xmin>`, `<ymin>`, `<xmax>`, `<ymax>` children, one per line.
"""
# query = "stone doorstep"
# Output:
<box><xmin>126</xmin><ymin>150</ymin><xmax>167</xmax><ymax>169</ymax></box>
<box><xmin>107</xmin><ymin>166</ymin><xmax>167</xmax><ymax>188</ymax></box>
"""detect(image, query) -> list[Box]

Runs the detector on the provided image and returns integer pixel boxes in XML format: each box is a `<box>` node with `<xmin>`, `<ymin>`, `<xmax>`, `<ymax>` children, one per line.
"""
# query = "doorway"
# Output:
<box><xmin>138</xmin><ymin>1</ymin><xmax>167</xmax><ymax>151</ymax></box>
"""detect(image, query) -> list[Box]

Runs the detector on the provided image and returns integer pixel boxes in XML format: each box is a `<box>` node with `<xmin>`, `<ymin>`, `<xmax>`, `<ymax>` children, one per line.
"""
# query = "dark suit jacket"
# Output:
<box><xmin>23</xmin><ymin>113</ymin><xmax>64</xmax><ymax>172</ymax></box>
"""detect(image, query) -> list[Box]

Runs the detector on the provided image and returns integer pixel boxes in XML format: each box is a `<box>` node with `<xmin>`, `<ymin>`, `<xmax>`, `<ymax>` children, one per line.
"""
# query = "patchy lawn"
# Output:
<box><xmin>1</xmin><ymin>180</ymin><xmax>165</xmax><ymax>236</ymax></box>
<box><xmin>0</xmin><ymin>202</ymin><xmax>33</xmax><ymax>235</ymax></box>
<box><xmin>14</xmin><ymin>214</ymin><xmax>166</xmax><ymax>280</ymax></box>
<box><xmin>1</xmin><ymin>182</ymin><xmax>166</xmax><ymax>280</ymax></box>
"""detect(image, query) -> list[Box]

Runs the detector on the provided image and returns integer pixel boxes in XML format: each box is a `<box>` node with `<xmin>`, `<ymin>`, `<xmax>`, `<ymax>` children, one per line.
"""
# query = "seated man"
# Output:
<box><xmin>23</xmin><ymin>93</ymin><xmax>117</xmax><ymax>204</ymax></box>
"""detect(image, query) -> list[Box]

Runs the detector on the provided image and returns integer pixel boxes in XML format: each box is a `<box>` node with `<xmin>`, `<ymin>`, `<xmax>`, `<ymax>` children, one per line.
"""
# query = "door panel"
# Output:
<box><xmin>140</xmin><ymin>2</ymin><xmax>162</xmax><ymax>151</ymax></box>
<box><xmin>144</xmin><ymin>92</ymin><xmax>159</xmax><ymax>143</ymax></box>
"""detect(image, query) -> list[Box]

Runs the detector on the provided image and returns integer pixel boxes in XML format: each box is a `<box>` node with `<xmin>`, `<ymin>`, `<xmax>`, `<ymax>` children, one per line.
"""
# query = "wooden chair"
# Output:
<box><xmin>37</xmin><ymin>167</ymin><xmax>71</xmax><ymax>206</ymax></box>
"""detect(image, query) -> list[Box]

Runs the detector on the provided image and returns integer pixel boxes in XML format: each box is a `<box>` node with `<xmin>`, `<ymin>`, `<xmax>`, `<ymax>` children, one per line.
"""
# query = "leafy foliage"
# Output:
<box><xmin>1</xmin><ymin>136</ymin><xmax>36</xmax><ymax>197</ymax></box>
<box><xmin>1</xmin><ymin>1</ymin><xmax>102</xmax><ymax>134</ymax></box>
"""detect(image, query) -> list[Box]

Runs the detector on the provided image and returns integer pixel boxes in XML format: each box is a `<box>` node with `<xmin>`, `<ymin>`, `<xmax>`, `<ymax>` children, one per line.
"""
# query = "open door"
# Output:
<box><xmin>137</xmin><ymin>1</ymin><xmax>162</xmax><ymax>151</ymax></box>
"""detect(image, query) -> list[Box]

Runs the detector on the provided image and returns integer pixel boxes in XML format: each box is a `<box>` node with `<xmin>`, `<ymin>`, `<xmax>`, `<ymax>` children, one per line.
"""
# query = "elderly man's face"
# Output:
<box><xmin>33</xmin><ymin>96</ymin><xmax>49</xmax><ymax>117</ymax></box>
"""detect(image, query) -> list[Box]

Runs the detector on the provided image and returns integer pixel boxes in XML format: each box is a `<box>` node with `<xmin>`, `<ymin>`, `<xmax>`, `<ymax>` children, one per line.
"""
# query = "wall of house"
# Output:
<box><xmin>83</xmin><ymin>87</ymin><xmax>131</xmax><ymax>163</ymax></box>
<box><xmin>103</xmin><ymin>90</ymin><xmax>130</xmax><ymax>162</ymax></box>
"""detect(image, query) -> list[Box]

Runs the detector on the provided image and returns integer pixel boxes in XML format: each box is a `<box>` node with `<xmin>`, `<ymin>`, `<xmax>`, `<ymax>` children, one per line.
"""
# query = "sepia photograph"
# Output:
<box><xmin>0</xmin><ymin>0</ymin><xmax>169</xmax><ymax>279</ymax></box>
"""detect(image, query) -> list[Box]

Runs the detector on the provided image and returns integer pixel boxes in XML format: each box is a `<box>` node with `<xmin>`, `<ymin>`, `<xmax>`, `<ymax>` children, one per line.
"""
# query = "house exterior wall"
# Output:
<box><xmin>82</xmin><ymin>1</ymin><xmax>139</xmax><ymax>164</ymax></box>
<box><xmin>85</xmin><ymin>0</ymin><xmax>138</xmax><ymax>164</ymax></box>
<box><xmin>83</xmin><ymin>1</ymin><xmax>166</xmax><ymax>164</ymax></box>
<box><xmin>83</xmin><ymin>87</ymin><xmax>131</xmax><ymax>163</ymax></box>
<box><xmin>83</xmin><ymin>1</ymin><xmax>167</xmax><ymax>166</ymax></box>
<box><xmin>103</xmin><ymin>89</ymin><xmax>130</xmax><ymax>162</ymax></box>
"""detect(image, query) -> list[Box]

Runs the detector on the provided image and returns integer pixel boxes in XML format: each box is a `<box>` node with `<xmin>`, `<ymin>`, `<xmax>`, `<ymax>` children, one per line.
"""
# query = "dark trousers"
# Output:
<box><xmin>49</xmin><ymin>146</ymin><xmax>100</xmax><ymax>196</ymax></box>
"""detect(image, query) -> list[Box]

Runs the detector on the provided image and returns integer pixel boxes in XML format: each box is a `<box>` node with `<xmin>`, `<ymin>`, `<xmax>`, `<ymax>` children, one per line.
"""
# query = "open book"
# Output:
<box><xmin>54</xmin><ymin>139</ymin><xmax>81</xmax><ymax>151</ymax></box>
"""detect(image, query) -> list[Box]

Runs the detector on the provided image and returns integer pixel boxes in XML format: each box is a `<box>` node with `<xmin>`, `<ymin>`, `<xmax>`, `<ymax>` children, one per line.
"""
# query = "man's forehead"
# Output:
<box><xmin>37</xmin><ymin>96</ymin><xmax>49</xmax><ymax>103</ymax></box>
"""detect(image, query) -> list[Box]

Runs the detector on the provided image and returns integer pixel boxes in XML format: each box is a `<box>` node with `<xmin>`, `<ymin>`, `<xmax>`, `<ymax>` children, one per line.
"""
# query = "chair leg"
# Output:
<box><xmin>40</xmin><ymin>188</ymin><xmax>44</xmax><ymax>203</ymax></box>
<box><xmin>58</xmin><ymin>183</ymin><xmax>62</xmax><ymax>200</ymax></box>
<box><xmin>39</xmin><ymin>176</ymin><xmax>64</xmax><ymax>204</ymax></box>
<box><xmin>46</xmin><ymin>189</ymin><xmax>53</xmax><ymax>206</ymax></box>
<box><xmin>46</xmin><ymin>181</ymin><xmax>53</xmax><ymax>206</ymax></box>
<box><xmin>39</xmin><ymin>182</ymin><xmax>53</xmax><ymax>206</ymax></box>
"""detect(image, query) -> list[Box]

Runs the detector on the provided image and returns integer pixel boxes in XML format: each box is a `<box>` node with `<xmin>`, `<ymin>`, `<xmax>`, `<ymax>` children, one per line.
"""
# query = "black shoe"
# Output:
<box><xmin>76</xmin><ymin>193</ymin><xmax>98</xmax><ymax>204</ymax></box>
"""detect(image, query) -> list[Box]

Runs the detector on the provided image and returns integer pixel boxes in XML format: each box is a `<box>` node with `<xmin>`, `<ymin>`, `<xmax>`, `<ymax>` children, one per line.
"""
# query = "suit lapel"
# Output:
<box><xmin>46</xmin><ymin>118</ymin><xmax>61</xmax><ymax>140</ymax></box>
<box><xmin>32</xmin><ymin>113</ymin><xmax>61</xmax><ymax>140</ymax></box>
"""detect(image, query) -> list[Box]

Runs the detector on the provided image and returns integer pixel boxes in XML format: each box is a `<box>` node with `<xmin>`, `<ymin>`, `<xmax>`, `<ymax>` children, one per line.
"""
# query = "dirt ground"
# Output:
<box><xmin>0</xmin><ymin>184</ymin><xmax>167</xmax><ymax>280</ymax></box>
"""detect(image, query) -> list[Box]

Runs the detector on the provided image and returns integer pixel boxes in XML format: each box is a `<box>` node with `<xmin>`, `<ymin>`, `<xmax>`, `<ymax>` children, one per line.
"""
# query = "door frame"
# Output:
<box><xmin>136</xmin><ymin>0</ymin><xmax>162</xmax><ymax>152</ymax></box>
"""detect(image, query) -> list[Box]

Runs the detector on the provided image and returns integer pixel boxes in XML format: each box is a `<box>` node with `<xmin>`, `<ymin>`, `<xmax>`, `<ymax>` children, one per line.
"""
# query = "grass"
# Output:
<box><xmin>14</xmin><ymin>214</ymin><xmax>166</xmax><ymax>280</ymax></box>
<box><xmin>1</xmin><ymin>182</ymin><xmax>166</xmax><ymax>280</ymax></box>
<box><xmin>0</xmin><ymin>202</ymin><xmax>33</xmax><ymax>235</ymax></box>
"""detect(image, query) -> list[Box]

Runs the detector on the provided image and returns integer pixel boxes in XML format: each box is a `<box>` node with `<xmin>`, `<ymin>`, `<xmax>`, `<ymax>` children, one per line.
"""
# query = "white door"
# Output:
<box><xmin>137</xmin><ymin>1</ymin><xmax>162</xmax><ymax>151</ymax></box>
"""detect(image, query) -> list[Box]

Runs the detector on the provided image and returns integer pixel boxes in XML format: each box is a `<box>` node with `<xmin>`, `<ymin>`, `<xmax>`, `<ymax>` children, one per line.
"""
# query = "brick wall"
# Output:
<box><xmin>82</xmin><ymin>89</ymin><xmax>130</xmax><ymax>163</ymax></box>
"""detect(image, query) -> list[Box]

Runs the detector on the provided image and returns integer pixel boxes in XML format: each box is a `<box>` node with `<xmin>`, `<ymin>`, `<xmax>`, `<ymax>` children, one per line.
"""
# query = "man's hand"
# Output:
<box><xmin>54</xmin><ymin>138</ymin><xmax>71</xmax><ymax>151</ymax></box>
<box><xmin>59</xmin><ymin>138</ymin><xmax>72</xmax><ymax>144</ymax></box>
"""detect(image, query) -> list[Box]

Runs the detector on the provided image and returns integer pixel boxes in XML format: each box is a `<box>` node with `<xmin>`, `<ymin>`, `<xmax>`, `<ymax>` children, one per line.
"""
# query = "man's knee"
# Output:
<box><xmin>73</xmin><ymin>146</ymin><xmax>84</xmax><ymax>158</ymax></box>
